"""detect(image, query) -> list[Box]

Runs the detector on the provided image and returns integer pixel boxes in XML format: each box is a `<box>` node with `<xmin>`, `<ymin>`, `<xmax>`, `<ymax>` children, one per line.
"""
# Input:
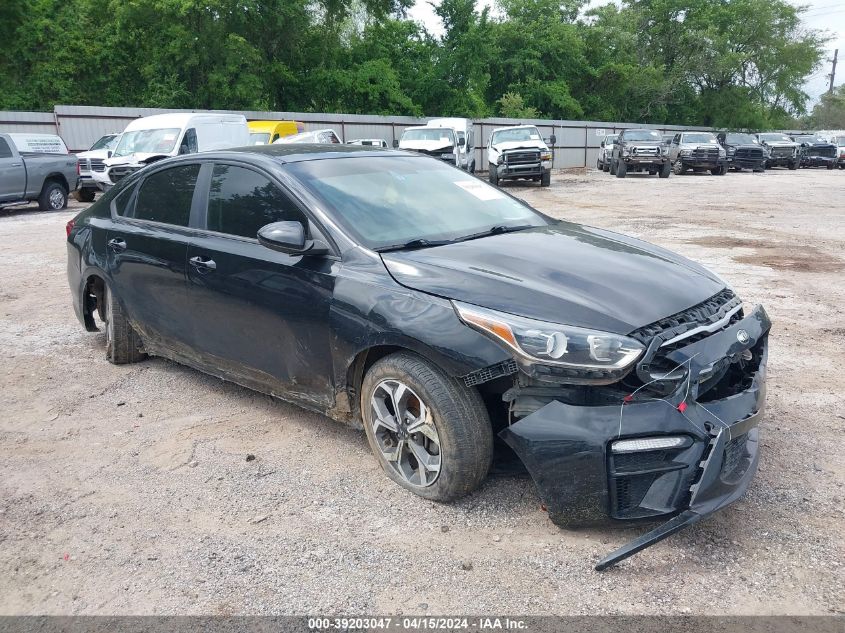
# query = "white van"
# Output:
<box><xmin>97</xmin><ymin>113</ymin><xmax>249</xmax><ymax>189</ymax></box>
<box><xmin>427</xmin><ymin>118</ymin><xmax>475</xmax><ymax>172</ymax></box>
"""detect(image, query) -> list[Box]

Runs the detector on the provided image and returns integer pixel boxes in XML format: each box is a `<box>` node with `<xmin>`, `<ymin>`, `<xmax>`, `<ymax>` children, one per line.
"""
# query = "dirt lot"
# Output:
<box><xmin>1</xmin><ymin>167</ymin><xmax>843</xmax><ymax>615</ymax></box>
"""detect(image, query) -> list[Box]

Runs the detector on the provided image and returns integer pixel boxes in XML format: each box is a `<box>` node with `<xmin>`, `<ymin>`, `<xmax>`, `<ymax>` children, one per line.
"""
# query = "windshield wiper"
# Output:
<box><xmin>455</xmin><ymin>224</ymin><xmax>535</xmax><ymax>243</ymax></box>
<box><xmin>376</xmin><ymin>238</ymin><xmax>454</xmax><ymax>253</ymax></box>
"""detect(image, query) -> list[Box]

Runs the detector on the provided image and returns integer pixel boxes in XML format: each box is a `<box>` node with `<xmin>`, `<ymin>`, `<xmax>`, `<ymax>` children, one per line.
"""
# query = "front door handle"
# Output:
<box><xmin>107</xmin><ymin>238</ymin><xmax>127</xmax><ymax>253</ymax></box>
<box><xmin>189</xmin><ymin>256</ymin><xmax>217</xmax><ymax>272</ymax></box>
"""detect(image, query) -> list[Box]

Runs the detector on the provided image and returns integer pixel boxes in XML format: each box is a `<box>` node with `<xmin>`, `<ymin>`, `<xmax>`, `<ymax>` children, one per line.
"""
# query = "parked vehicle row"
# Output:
<box><xmin>599</xmin><ymin>128</ymin><xmax>845</xmax><ymax>178</ymax></box>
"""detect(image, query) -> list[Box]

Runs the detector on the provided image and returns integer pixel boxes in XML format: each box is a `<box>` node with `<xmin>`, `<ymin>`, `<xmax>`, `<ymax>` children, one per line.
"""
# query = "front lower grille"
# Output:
<box><xmin>807</xmin><ymin>146</ymin><xmax>837</xmax><ymax>158</ymax></box>
<box><xmin>722</xmin><ymin>434</ymin><xmax>749</xmax><ymax>480</ymax></box>
<box><xmin>504</xmin><ymin>151</ymin><xmax>540</xmax><ymax>165</ymax></box>
<box><xmin>614</xmin><ymin>473</ymin><xmax>658</xmax><ymax>516</ymax></box>
<box><xmin>108</xmin><ymin>165</ymin><xmax>140</xmax><ymax>182</ymax></box>
<box><xmin>463</xmin><ymin>359</ymin><xmax>518</xmax><ymax>387</ymax></box>
<box><xmin>609</xmin><ymin>446</ymin><xmax>689</xmax><ymax>519</ymax></box>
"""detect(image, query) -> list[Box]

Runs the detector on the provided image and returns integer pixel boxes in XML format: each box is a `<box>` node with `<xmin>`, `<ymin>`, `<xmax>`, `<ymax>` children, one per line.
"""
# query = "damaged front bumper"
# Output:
<box><xmin>499</xmin><ymin>304</ymin><xmax>771</xmax><ymax>569</ymax></box>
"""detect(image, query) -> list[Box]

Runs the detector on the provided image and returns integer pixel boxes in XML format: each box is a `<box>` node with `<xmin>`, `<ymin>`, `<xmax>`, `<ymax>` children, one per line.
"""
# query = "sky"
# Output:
<box><xmin>406</xmin><ymin>0</ymin><xmax>844</xmax><ymax>105</ymax></box>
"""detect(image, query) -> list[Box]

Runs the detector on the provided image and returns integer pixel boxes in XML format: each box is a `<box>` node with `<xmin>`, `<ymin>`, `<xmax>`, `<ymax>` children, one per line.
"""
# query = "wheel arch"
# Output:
<box><xmin>41</xmin><ymin>173</ymin><xmax>70</xmax><ymax>194</ymax></box>
<box><xmin>81</xmin><ymin>272</ymin><xmax>106</xmax><ymax>332</ymax></box>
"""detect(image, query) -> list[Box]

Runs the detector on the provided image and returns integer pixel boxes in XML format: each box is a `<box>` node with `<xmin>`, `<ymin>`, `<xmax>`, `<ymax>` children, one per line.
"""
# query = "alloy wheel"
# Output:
<box><xmin>370</xmin><ymin>379</ymin><xmax>442</xmax><ymax>488</ymax></box>
<box><xmin>49</xmin><ymin>188</ymin><xmax>65</xmax><ymax>209</ymax></box>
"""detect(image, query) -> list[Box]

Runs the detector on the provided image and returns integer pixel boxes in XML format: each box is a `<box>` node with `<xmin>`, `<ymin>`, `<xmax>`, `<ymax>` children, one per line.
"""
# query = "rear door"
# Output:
<box><xmin>185</xmin><ymin>161</ymin><xmax>337</xmax><ymax>404</ymax></box>
<box><xmin>106</xmin><ymin>162</ymin><xmax>202</xmax><ymax>356</ymax></box>
<box><xmin>0</xmin><ymin>136</ymin><xmax>26</xmax><ymax>201</ymax></box>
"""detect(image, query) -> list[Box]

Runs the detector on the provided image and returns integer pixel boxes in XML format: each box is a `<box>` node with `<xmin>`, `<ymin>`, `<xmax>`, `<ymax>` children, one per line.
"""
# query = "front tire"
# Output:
<box><xmin>673</xmin><ymin>160</ymin><xmax>685</xmax><ymax>175</ymax></box>
<box><xmin>788</xmin><ymin>159</ymin><xmax>798</xmax><ymax>170</ymax></box>
<box><xmin>615</xmin><ymin>160</ymin><xmax>627</xmax><ymax>178</ymax></box>
<box><xmin>38</xmin><ymin>181</ymin><xmax>68</xmax><ymax>211</ymax></box>
<box><xmin>540</xmin><ymin>170</ymin><xmax>551</xmax><ymax>186</ymax></box>
<box><xmin>659</xmin><ymin>162</ymin><xmax>671</xmax><ymax>178</ymax></box>
<box><xmin>361</xmin><ymin>352</ymin><xmax>493</xmax><ymax>502</ymax></box>
<box><xmin>103</xmin><ymin>284</ymin><xmax>146</xmax><ymax>365</ymax></box>
<box><xmin>77</xmin><ymin>189</ymin><xmax>96</xmax><ymax>203</ymax></box>
<box><xmin>488</xmin><ymin>166</ymin><xmax>499</xmax><ymax>186</ymax></box>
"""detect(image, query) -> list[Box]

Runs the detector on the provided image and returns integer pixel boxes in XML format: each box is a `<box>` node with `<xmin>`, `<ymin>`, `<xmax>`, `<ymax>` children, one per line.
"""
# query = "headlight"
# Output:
<box><xmin>680</xmin><ymin>149</ymin><xmax>692</xmax><ymax>156</ymax></box>
<box><xmin>496</xmin><ymin>155</ymin><xmax>504</xmax><ymax>165</ymax></box>
<box><xmin>540</xmin><ymin>151</ymin><xmax>552</xmax><ymax>161</ymax></box>
<box><xmin>453</xmin><ymin>302</ymin><xmax>645</xmax><ymax>385</ymax></box>
<box><xmin>442</xmin><ymin>153</ymin><xmax>455</xmax><ymax>159</ymax></box>
<box><xmin>727</xmin><ymin>147</ymin><xmax>736</xmax><ymax>155</ymax></box>
<box><xmin>719</xmin><ymin>148</ymin><xmax>726</xmax><ymax>157</ymax></box>
<box><xmin>622</xmin><ymin>147</ymin><xmax>631</xmax><ymax>157</ymax></box>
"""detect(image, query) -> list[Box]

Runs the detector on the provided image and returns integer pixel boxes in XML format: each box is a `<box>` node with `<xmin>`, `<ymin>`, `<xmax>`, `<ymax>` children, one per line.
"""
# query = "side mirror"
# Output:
<box><xmin>549</xmin><ymin>134</ymin><xmax>557</xmax><ymax>146</ymax></box>
<box><xmin>257</xmin><ymin>221</ymin><xmax>327</xmax><ymax>256</ymax></box>
<box><xmin>600</xmin><ymin>141</ymin><xmax>605</xmax><ymax>148</ymax></box>
<box><xmin>458</xmin><ymin>137</ymin><xmax>465</xmax><ymax>147</ymax></box>
<box><xmin>392</xmin><ymin>139</ymin><xmax>399</xmax><ymax>148</ymax></box>
<box><xmin>107</xmin><ymin>151</ymin><xmax>112</xmax><ymax>158</ymax></box>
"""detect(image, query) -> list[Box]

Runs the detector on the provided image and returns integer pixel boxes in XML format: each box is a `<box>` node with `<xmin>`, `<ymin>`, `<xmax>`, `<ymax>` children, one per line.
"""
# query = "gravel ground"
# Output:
<box><xmin>0</xmin><ymin>167</ymin><xmax>843</xmax><ymax>615</ymax></box>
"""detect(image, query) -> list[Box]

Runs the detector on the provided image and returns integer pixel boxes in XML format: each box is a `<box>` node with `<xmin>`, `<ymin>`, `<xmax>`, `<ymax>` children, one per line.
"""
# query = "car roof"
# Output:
<box><xmin>124</xmin><ymin>112</ymin><xmax>246</xmax><ymax>131</ymax></box>
<box><xmin>491</xmin><ymin>124</ymin><xmax>539</xmax><ymax>132</ymax></box>
<box><xmin>205</xmin><ymin>143</ymin><xmax>418</xmax><ymax>163</ymax></box>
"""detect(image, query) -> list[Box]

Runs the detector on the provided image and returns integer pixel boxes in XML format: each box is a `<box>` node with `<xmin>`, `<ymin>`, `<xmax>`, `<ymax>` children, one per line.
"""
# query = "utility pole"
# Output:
<box><xmin>829</xmin><ymin>49</ymin><xmax>838</xmax><ymax>94</ymax></box>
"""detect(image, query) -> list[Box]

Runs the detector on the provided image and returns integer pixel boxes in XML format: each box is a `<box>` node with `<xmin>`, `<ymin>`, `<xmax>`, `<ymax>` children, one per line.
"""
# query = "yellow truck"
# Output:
<box><xmin>248</xmin><ymin>120</ymin><xmax>304</xmax><ymax>145</ymax></box>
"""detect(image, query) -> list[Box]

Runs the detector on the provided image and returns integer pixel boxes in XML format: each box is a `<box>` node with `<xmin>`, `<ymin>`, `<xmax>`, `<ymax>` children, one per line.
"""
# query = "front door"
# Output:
<box><xmin>0</xmin><ymin>137</ymin><xmax>26</xmax><ymax>201</ymax></box>
<box><xmin>185</xmin><ymin>162</ymin><xmax>337</xmax><ymax>407</ymax></box>
<box><xmin>106</xmin><ymin>162</ymin><xmax>201</xmax><ymax>356</ymax></box>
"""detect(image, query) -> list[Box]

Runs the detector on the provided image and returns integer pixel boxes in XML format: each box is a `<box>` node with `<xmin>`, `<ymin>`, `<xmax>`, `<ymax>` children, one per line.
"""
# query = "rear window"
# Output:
<box><xmin>134</xmin><ymin>164</ymin><xmax>200</xmax><ymax>226</ymax></box>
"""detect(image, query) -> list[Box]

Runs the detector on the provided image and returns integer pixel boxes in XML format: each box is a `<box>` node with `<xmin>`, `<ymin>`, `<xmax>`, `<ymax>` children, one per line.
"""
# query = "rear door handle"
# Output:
<box><xmin>189</xmin><ymin>256</ymin><xmax>216</xmax><ymax>272</ymax></box>
<box><xmin>107</xmin><ymin>238</ymin><xmax>127</xmax><ymax>253</ymax></box>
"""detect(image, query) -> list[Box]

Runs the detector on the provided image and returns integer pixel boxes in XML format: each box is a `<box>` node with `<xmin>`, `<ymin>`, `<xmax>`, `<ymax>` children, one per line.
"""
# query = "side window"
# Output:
<box><xmin>206</xmin><ymin>164</ymin><xmax>305</xmax><ymax>239</ymax></box>
<box><xmin>271</xmin><ymin>134</ymin><xmax>280</xmax><ymax>143</ymax></box>
<box><xmin>134</xmin><ymin>164</ymin><xmax>200</xmax><ymax>226</ymax></box>
<box><xmin>328</xmin><ymin>132</ymin><xmax>340</xmax><ymax>144</ymax></box>
<box><xmin>0</xmin><ymin>138</ymin><xmax>12</xmax><ymax>158</ymax></box>
<box><xmin>179</xmin><ymin>128</ymin><xmax>198</xmax><ymax>155</ymax></box>
<box><xmin>673</xmin><ymin>134</ymin><xmax>681</xmax><ymax>144</ymax></box>
<box><xmin>112</xmin><ymin>185</ymin><xmax>136</xmax><ymax>217</ymax></box>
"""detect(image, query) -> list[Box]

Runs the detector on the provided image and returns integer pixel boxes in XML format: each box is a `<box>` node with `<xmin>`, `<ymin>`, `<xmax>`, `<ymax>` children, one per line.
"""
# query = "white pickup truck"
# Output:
<box><xmin>0</xmin><ymin>133</ymin><xmax>79</xmax><ymax>210</ymax></box>
<box><xmin>487</xmin><ymin>125</ymin><xmax>553</xmax><ymax>186</ymax></box>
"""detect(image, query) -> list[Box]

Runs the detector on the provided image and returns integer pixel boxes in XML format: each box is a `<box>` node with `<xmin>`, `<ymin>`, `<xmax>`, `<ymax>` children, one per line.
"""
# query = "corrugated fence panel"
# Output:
<box><xmin>0</xmin><ymin>106</ymin><xmax>715</xmax><ymax>167</ymax></box>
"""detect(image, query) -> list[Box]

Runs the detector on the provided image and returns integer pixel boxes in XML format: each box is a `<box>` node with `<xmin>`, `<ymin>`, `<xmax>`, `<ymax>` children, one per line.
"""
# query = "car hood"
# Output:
<box><xmin>399</xmin><ymin>140</ymin><xmax>454</xmax><ymax>153</ymax></box>
<box><xmin>106</xmin><ymin>152</ymin><xmax>171</xmax><ymax>166</ymax></box>
<box><xmin>760</xmin><ymin>140</ymin><xmax>797</xmax><ymax>147</ymax></box>
<box><xmin>381</xmin><ymin>223</ymin><xmax>725</xmax><ymax>334</ymax></box>
<box><xmin>77</xmin><ymin>149</ymin><xmax>110</xmax><ymax>159</ymax></box>
<box><xmin>492</xmin><ymin>140</ymin><xmax>548</xmax><ymax>152</ymax></box>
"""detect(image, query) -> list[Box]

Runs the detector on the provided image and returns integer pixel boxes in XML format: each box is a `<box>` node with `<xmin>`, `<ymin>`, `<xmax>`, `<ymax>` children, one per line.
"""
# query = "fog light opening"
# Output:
<box><xmin>611</xmin><ymin>436</ymin><xmax>689</xmax><ymax>453</ymax></box>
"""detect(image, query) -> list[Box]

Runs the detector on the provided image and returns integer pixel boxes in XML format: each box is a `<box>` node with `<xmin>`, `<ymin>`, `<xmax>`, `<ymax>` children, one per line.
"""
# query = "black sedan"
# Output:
<box><xmin>66</xmin><ymin>145</ymin><xmax>770</xmax><ymax>569</ymax></box>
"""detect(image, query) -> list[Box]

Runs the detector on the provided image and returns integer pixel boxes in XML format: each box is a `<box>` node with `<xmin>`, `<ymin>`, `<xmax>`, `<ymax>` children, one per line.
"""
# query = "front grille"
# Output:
<box><xmin>807</xmin><ymin>146</ymin><xmax>837</xmax><ymax>158</ymax></box>
<box><xmin>614</xmin><ymin>473</ymin><xmax>658</xmax><ymax>516</ymax></box>
<box><xmin>504</xmin><ymin>151</ymin><xmax>540</xmax><ymax>165</ymax></box>
<box><xmin>90</xmin><ymin>158</ymin><xmax>106</xmax><ymax>172</ymax></box>
<box><xmin>722</xmin><ymin>434</ymin><xmax>748</xmax><ymax>480</ymax></box>
<box><xmin>770</xmin><ymin>146</ymin><xmax>793</xmax><ymax>157</ymax></box>
<box><xmin>689</xmin><ymin>147</ymin><xmax>720</xmax><ymax>161</ymax></box>
<box><xmin>735</xmin><ymin>148</ymin><xmax>763</xmax><ymax>159</ymax></box>
<box><xmin>632</xmin><ymin>146</ymin><xmax>660</xmax><ymax>156</ymax></box>
<box><xmin>108</xmin><ymin>165</ymin><xmax>140</xmax><ymax>182</ymax></box>
<box><xmin>463</xmin><ymin>359</ymin><xmax>518</xmax><ymax>387</ymax></box>
<box><xmin>630</xmin><ymin>288</ymin><xmax>742</xmax><ymax>345</ymax></box>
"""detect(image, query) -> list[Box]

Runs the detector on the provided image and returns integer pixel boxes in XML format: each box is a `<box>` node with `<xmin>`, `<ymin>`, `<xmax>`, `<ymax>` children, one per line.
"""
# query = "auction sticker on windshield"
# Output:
<box><xmin>454</xmin><ymin>180</ymin><xmax>505</xmax><ymax>201</ymax></box>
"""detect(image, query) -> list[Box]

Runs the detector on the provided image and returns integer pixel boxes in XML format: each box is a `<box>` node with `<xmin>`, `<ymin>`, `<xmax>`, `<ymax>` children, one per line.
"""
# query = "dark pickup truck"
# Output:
<box><xmin>717</xmin><ymin>132</ymin><xmax>766</xmax><ymax>172</ymax></box>
<box><xmin>0</xmin><ymin>133</ymin><xmax>79</xmax><ymax>210</ymax></box>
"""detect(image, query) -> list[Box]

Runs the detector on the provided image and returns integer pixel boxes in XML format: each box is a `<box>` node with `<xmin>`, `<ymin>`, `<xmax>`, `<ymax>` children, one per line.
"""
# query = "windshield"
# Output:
<box><xmin>833</xmin><ymin>136</ymin><xmax>845</xmax><ymax>145</ymax></box>
<box><xmin>90</xmin><ymin>135</ymin><xmax>118</xmax><ymax>151</ymax></box>
<box><xmin>287</xmin><ymin>156</ymin><xmax>549</xmax><ymax>250</ymax></box>
<box><xmin>726</xmin><ymin>133</ymin><xmax>757</xmax><ymax>144</ymax></box>
<box><xmin>758</xmin><ymin>133</ymin><xmax>792</xmax><ymax>142</ymax></box>
<box><xmin>683</xmin><ymin>133</ymin><xmax>718</xmax><ymax>143</ymax></box>
<box><xmin>623</xmin><ymin>130</ymin><xmax>662</xmax><ymax>142</ymax></box>
<box><xmin>113</xmin><ymin>128</ymin><xmax>181</xmax><ymax>157</ymax></box>
<box><xmin>605</xmin><ymin>135</ymin><xmax>618</xmax><ymax>144</ymax></box>
<box><xmin>401</xmin><ymin>129</ymin><xmax>456</xmax><ymax>144</ymax></box>
<box><xmin>491</xmin><ymin>127</ymin><xmax>542</xmax><ymax>144</ymax></box>
<box><xmin>250</xmin><ymin>132</ymin><xmax>271</xmax><ymax>145</ymax></box>
<box><xmin>793</xmin><ymin>135</ymin><xmax>825</xmax><ymax>143</ymax></box>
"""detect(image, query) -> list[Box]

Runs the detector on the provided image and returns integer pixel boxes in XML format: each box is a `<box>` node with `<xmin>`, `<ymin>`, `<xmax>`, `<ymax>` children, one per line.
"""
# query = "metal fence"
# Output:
<box><xmin>0</xmin><ymin>105</ymin><xmax>712</xmax><ymax>170</ymax></box>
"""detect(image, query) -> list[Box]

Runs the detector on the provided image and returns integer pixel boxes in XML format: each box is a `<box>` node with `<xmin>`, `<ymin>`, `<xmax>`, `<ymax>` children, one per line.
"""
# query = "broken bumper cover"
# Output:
<box><xmin>499</xmin><ymin>305</ymin><xmax>771</xmax><ymax>567</ymax></box>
